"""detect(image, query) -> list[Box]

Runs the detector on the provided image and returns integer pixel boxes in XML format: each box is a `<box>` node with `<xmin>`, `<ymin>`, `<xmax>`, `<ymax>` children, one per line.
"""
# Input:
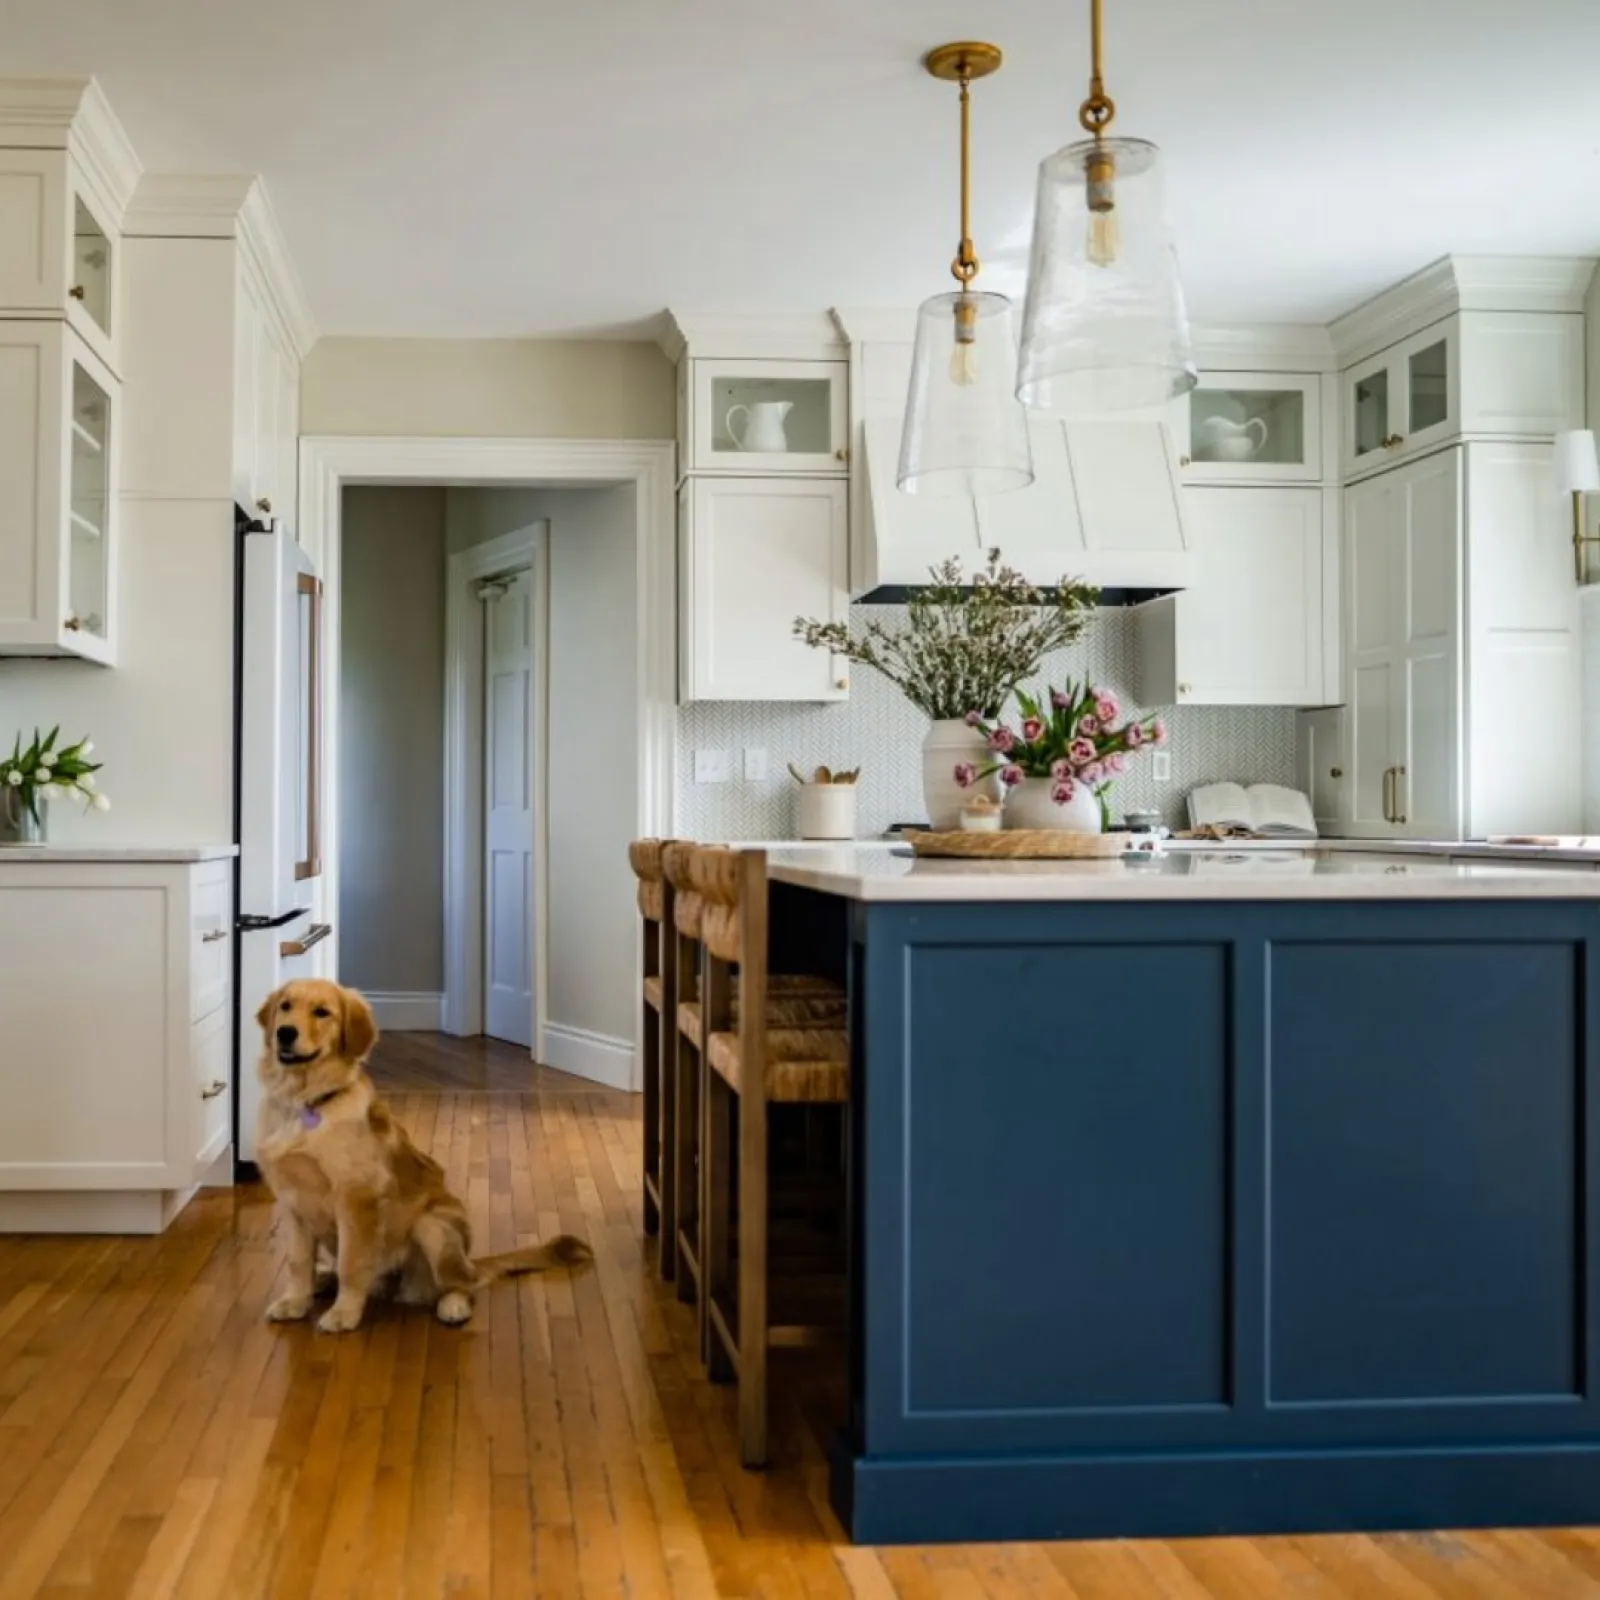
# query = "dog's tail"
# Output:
<box><xmin>472</xmin><ymin>1233</ymin><xmax>593</xmax><ymax>1284</ymax></box>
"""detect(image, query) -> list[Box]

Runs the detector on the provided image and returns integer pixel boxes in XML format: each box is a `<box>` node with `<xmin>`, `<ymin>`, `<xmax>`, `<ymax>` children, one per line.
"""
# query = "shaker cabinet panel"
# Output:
<box><xmin>682</xmin><ymin>477</ymin><xmax>848</xmax><ymax>701</ymax></box>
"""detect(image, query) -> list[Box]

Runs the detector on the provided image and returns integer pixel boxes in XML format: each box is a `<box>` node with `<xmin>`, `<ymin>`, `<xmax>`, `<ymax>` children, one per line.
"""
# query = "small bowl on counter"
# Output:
<box><xmin>958</xmin><ymin>797</ymin><xmax>1002</xmax><ymax>833</ymax></box>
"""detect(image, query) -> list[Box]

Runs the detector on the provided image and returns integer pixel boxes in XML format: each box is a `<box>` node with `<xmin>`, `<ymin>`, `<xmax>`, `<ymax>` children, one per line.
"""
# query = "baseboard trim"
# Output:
<box><xmin>366</xmin><ymin>991</ymin><xmax>445</xmax><ymax>1031</ymax></box>
<box><xmin>542</xmin><ymin>1022</ymin><xmax>637</xmax><ymax>1092</ymax></box>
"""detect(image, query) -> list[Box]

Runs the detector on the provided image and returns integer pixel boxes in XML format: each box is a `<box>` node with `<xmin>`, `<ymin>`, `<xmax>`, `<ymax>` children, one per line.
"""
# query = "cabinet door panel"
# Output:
<box><xmin>1350</xmin><ymin>661</ymin><xmax>1397</xmax><ymax>829</ymax></box>
<box><xmin>0</xmin><ymin>326</ymin><xmax>61</xmax><ymax>648</ymax></box>
<box><xmin>686</xmin><ymin>478</ymin><xmax>847</xmax><ymax>701</ymax></box>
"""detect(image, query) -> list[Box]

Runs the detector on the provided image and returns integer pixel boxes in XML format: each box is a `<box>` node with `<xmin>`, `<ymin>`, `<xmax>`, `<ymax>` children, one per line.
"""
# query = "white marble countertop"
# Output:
<box><xmin>0</xmin><ymin>843</ymin><xmax>238</xmax><ymax>863</ymax></box>
<box><xmin>763</xmin><ymin>843</ymin><xmax>1600</xmax><ymax>902</ymax></box>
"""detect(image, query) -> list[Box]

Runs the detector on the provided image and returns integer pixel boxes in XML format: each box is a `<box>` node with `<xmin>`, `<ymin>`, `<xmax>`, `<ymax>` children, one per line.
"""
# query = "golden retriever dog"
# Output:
<box><xmin>254</xmin><ymin>977</ymin><xmax>591</xmax><ymax>1333</ymax></box>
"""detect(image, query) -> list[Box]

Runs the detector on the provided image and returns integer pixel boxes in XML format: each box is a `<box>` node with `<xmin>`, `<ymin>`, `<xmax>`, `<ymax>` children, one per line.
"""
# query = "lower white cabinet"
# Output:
<box><xmin>0</xmin><ymin>853</ymin><xmax>235</xmax><ymax>1233</ymax></box>
<box><xmin>680</xmin><ymin>475</ymin><xmax>849</xmax><ymax>702</ymax></box>
<box><xmin>1134</xmin><ymin>486</ymin><xmax>1335</xmax><ymax>707</ymax></box>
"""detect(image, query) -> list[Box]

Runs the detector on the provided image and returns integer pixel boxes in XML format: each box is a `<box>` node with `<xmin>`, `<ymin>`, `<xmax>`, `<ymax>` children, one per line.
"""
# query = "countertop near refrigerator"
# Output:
<box><xmin>0</xmin><ymin>844</ymin><xmax>238</xmax><ymax>862</ymax></box>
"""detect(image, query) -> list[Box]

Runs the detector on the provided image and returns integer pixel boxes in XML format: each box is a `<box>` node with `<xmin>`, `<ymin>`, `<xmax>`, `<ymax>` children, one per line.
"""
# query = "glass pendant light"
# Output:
<box><xmin>897</xmin><ymin>42</ymin><xmax>1034</xmax><ymax>497</ymax></box>
<box><xmin>1015</xmin><ymin>0</ymin><xmax>1197</xmax><ymax>414</ymax></box>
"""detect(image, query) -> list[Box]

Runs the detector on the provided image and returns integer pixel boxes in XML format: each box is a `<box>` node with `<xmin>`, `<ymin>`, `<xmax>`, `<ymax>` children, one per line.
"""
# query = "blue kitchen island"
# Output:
<box><xmin>765</xmin><ymin>845</ymin><xmax>1600</xmax><ymax>1545</ymax></box>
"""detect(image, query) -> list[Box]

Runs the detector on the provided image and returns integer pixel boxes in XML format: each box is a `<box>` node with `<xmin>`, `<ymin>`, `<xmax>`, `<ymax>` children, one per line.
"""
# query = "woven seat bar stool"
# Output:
<box><xmin>663</xmin><ymin>842</ymin><xmax>707</xmax><ymax>1320</ymax></box>
<box><xmin>628</xmin><ymin>838</ymin><xmax>671</xmax><ymax>1250</ymax></box>
<box><xmin>695</xmin><ymin>846</ymin><xmax>850</xmax><ymax>1467</ymax></box>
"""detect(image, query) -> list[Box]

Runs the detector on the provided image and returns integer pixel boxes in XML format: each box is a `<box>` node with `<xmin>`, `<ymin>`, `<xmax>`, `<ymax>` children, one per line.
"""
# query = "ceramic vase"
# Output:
<box><xmin>921</xmin><ymin>720</ymin><xmax>994</xmax><ymax>831</ymax></box>
<box><xmin>1003</xmin><ymin>776</ymin><xmax>1103</xmax><ymax>834</ymax></box>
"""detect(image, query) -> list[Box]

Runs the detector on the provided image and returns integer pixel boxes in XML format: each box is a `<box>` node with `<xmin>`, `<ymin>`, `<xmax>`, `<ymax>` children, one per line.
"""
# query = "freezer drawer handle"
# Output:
<box><xmin>280</xmin><ymin>922</ymin><xmax>331</xmax><ymax>958</ymax></box>
<box><xmin>200</xmin><ymin>1081</ymin><xmax>227</xmax><ymax>1101</ymax></box>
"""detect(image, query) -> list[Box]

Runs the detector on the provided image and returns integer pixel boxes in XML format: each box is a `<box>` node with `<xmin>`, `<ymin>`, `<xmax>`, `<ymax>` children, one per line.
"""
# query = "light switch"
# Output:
<box><xmin>743</xmin><ymin>747</ymin><xmax>769</xmax><ymax>782</ymax></box>
<box><xmin>1152</xmin><ymin>752</ymin><xmax>1172</xmax><ymax>783</ymax></box>
<box><xmin>695</xmin><ymin>749</ymin><xmax>731</xmax><ymax>784</ymax></box>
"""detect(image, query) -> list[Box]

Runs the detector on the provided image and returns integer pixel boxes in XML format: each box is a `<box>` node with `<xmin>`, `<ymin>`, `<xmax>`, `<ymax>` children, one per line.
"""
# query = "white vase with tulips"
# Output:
<box><xmin>0</xmin><ymin>728</ymin><xmax>109</xmax><ymax>845</ymax></box>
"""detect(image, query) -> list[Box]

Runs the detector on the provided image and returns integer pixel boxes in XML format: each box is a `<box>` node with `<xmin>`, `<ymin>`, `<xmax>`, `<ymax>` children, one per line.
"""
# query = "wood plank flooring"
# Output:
<box><xmin>0</xmin><ymin>1032</ymin><xmax>1596</xmax><ymax>1596</ymax></box>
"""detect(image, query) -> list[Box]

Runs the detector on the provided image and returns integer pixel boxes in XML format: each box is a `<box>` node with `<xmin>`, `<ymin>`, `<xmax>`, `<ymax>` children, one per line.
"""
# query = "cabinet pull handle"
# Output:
<box><xmin>255</xmin><ymin>496</ymin><xmax>272</xmax><ymax>514</ymax></box>
<box><xmin>1395</xmin><ymin>765</ymin><xmax>1407</xmax><ymax>825</ymax></box>
<box><xmin>281</xmin><ymin>921</ymin><xmax>332</xmax><ymax>958</ymax></box>
<box><xmin>1382</xmin><ymin>766</ymin><xmax>1394</xmax><ymax>822</ymax></box>
<box><xmin>200</xmin><ymin>1080</ymin><xmax>227</xmax><ymax>1100</ymax></box>
<box><xmin>68</xmin><ymin>284</ymin><xmax>86</xmax><ymax>301</ymax></box>
<box><xmin>63</xmin><ymin>616</ymin><xmax>82</xmax><ymax>631</ymax></box>
<box><xmin>201</xmin><ymin>928</ymin><xmax>228</xmax><ymax>943</ymax></box>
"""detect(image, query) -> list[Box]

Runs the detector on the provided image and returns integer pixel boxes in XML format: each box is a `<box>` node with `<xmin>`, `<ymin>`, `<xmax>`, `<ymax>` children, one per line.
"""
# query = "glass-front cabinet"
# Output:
<box><xmin>68</xmin><ymin>187</ymin><xmax>117</xmax><ymax>366</ymax></box>
<box><xmin>1170</xmin><ymin>372</ymin><xmax>1321</xmax><ymax>482</ymax></box>
<box><xmin>0</xmin><ymin>322</ymin><xmax>118</xmax><ymax>664</ymax></box>
<box><xmin>1344</xmin><ymin>321</ymin><xmax>1458</xmax><ymax>477</ymax></box>
<box><xmin>686</xmin><ymin>358</ymin><xmax>848</xmax><ymax>475</ymax></box>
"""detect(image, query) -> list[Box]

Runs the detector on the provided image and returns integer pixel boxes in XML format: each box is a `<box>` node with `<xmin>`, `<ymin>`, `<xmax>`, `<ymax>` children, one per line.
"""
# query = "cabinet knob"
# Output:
<box><xmin>68</xmin><ymin>284</ymin><xmax>86</xmax><ymax>302</ymax></box>
<box><xmin>255</xmin><ymin>496</ymin><xmax>272</xmax><ymax>513</ymax></box>
<box><xmin>834</xmin><ymin>447</ymin><xmax>850</xmax><ymax>463</ymax></box>
<box><xmin>1179</xmin><ymin>455</ymin><xmax>1192</xmax><ymax>467</ymax></box>
<box><xmin>1382</xmin><ymin>433</ymin><xmax>1405</xmax><ymax>449</ymax></box>
<box><xmin>62</xmin><ymin>616</ymin><xmax>81</xmax><ymax>631</ymax></box>
<box><xmin>201</xmin><ymin>928</ymin><xmax>228</xmax><ymax>944</ymax></box>
<box><xmin>1330</xmin><ymin>767</ymin><xmax>1344</xmax><ymax>779</ymax></box>
<box><xmin>835</xmin><ymin>677</ymin><xmax>849</xmax><ymax>690</ymax></box>
<box><xmin>200</xmin><ymin>1080</ymin><xmax>227</xmax><ymax>1101</ymax></box>
<box><xmin>1178</xmin><ymin>682</ymin><xmax>1191</xmax><ymax>695</ymax></box>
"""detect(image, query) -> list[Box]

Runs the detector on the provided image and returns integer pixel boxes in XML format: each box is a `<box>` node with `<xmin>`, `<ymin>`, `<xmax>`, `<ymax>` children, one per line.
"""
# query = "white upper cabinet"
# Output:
<box><xmin>0</xmin><ymin>150</ymin><xmax>122</xmax><ymax>376</ymax></box>
<box><xmin>1170</xmin><ymin>372</ymin><xmax>1322</xmax><ymax>483</ymax></box>
<box><xmin>1342</xmin><ymin>310</ymin><xmax>1582</xmax><ymax>479</ymax></box>
<box><xmin>680</xmin><ymin>476</ymin><xmax>849</xmax><ymax>702</ymax></box>
<box><xmin>0</xmin><ymin>321</ymin><xmax>119</xmax><ymax>664</ymax></box>
<box><xmin>686</xmin><ymin>358</ymin><xmax>848</xmax><ymax>476</ymax></box>
<box><xmin>1134</xmin><ymin>487</ymin><xmax>1333</xmax><ymax>707</ymax></box>
<box><xmin>232</xmin><ymin>259</ymin><xmax>301</xmax><ymax>525</ymax></box>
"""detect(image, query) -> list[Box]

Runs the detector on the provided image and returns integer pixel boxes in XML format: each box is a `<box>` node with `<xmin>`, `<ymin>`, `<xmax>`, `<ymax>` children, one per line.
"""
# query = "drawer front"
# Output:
<box><xmin>192</xmin><ymin>1005</ymin><xmax>232</xmax><ymax>1166</ymax></box>
<box><xmin>191</xmin><ymin>873</ymin><xmax>232</xmax><ymax>1022</ymax></box>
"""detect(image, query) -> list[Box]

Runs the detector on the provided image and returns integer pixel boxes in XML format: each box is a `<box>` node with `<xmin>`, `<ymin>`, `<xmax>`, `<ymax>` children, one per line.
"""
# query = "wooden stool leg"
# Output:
<box><xmin>656</xmin><ymin>1011</ymin><xmax>676</xmax><ymax>1278</ymax></box>
<box><xmin>704</xmin><ymin>1068</ymin><xmax>735</xmax><ymax>1384</ymax></box>
<box><xmin>642</xmin><ymin>997</ymin><xmax>660</xmax><ymax>1238</ymax></box>
<box><xmin>739</xmin><ymin>1087</ymin><xmax>769</xmax><ymax>1466</ymax></box>
<box><xmin>674</xmin><ymin>1029</ymin><xmax>700</xmax><ymax>1307</ymax></box>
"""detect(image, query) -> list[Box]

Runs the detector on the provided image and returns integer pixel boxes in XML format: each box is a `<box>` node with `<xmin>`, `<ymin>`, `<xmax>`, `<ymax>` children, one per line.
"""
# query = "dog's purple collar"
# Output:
<box><xmin>299</xmin><ymin>1106</ymin><xmax>322</xmax><ymax>1129</ymax></box>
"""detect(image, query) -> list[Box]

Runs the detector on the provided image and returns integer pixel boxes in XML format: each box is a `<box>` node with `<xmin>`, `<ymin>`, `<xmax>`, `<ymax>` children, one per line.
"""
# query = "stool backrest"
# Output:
<box><xmin>629</xmin><ymin>838</ymin><xmax>666</xmax><ymax>922</ymax></box>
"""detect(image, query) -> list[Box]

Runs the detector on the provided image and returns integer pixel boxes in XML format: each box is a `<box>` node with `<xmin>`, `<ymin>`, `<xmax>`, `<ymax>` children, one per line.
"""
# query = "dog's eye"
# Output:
<box><xmin>313</xmin><ymin>1006</ymin><xmax>331</xmax><ymax>1019</ymax></box>
<box><xmin>280</xmin><ymin>1000</ymin><xmax>290</xmax><ymax>1012</ymax></box>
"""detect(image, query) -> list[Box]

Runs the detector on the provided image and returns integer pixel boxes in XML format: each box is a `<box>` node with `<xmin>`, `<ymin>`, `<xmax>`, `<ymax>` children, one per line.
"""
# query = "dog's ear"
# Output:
<box><xmin>341</xmin><ymin>987</ymin><xmax>378</xmax><ymax>1062</ymax></box>
<box><xmin>256</xmin><ymin>986</ymin><xmax>282</xmax><ymax>1033</ymax></box>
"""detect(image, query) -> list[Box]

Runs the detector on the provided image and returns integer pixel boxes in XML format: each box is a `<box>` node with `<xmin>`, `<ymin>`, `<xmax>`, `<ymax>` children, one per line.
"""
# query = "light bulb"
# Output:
<box><xmin>1085</xmin><ymin>145</ymin><xmax>1119</xmax><ymax>268</ymax></box>
<box><xmin>949</xmin><ymin>296</ymin><xmax>980</xmax><ymax>386</ymax></box>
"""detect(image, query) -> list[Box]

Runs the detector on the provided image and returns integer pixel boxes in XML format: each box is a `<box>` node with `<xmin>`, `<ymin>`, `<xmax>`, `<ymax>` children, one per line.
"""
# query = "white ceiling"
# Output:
<box><xmin>3</xmin><ymin>0</ymin><xmax>1599</xmax><ymax>339</ymax></box>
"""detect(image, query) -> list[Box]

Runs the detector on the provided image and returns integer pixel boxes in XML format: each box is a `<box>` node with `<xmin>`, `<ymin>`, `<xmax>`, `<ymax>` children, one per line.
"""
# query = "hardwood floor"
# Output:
<box><xmin>0</xmin><ymin>1035</ymin><xmax>1597</xmax><ymax>1596</ymax></box>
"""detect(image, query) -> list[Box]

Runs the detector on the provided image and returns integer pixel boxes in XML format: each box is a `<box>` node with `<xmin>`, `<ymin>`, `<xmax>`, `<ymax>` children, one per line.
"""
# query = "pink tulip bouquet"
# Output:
<box><xmin>954</xmin><ymin>681</ymin><xmax>1167</xmax><ymax>827</ymax></box>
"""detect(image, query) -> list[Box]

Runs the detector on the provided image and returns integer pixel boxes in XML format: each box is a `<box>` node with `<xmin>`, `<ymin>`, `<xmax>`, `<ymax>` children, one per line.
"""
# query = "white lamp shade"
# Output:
<box><xmin>898</xmin><ymin>291</ymin><xmax>1035</xmax><ymax>496</ymax></box>
<box><xmin>1016</xmin><ymin>136</ymin><xmax>1197</xmax><ymax>415</ymax></box>
<box><xmin>1554</xmin><ymin>430</ymin><xmax>1600</xmax><ymax>495</ymax></box>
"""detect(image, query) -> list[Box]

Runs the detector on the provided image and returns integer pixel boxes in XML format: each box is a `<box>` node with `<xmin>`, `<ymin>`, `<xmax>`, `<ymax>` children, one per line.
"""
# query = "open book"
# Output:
<box><xmin>1186</xmin><ymin>783</ymin><xmax>1318</xmax><ymax>840</ymax></box>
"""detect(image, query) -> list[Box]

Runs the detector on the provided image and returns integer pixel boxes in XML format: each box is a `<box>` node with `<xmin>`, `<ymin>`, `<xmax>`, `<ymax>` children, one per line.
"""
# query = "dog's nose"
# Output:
<box><xmin>276</xmin><ymin>1024</ymin><xmax>298</xmax><ymax>1048</ymax></box>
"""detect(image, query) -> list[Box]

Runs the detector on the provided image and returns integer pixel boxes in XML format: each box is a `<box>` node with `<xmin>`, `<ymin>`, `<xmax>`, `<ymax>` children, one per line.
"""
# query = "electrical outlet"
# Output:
<box><xmin>694</xmin><ymin>748</ymin><xmax>731</xmax><ymax>784</ymax></box>
<box><xmin>743</xmin><ymin>747</ymin><xmax>769</xmax><ymax>782</ymax></box>
<box><xmin>1152</xmin><ymin>751</ymin><xmax>1172</xmax><ymax>783</ymax></box>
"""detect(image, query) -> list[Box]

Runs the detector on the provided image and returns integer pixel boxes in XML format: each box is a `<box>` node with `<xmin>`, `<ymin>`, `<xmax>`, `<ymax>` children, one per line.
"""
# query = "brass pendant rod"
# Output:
<box><xmin>1079</xmin><ymin>0</ymin><xmax>1116</xmax><ymax>139</ymax></box>
<box><xmin>953</xmin><ymin>68</ymin><xmax>978</xmax><ymax>285</ymax></box>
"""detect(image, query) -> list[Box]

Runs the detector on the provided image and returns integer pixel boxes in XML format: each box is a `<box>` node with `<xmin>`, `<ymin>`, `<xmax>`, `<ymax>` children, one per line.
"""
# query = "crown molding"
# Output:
<box><xmin>0</xmin><ymin>77</ymin><xmax>142</xmax><ymax>220</ymax></box>
<box><xmin>658</xmin><ymin>309</ymin><xmax>844</xmax><ymax>363</ymax></box>
<box><xmin>1331</xmin><ymin>255</ymin><xmax>1595</xmax><ymax>367</ymax></box>
<box><xmin>1190</xmin><ymin>323</ymin><xmax>1336</xmax><ymax>374</ymax></box>
<box><xmin>238</xmin><ymin>180</ymin><xmax>319</xmax><ymax>358</ymax></box>
<box><xmin>125</xmin><ymin>174</ymin><xmax>318</xmax><ymax>357</ymax></box>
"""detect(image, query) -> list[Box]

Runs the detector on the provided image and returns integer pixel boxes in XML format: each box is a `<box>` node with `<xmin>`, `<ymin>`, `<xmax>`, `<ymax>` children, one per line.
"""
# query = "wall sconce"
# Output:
<box><xmin>1555</xmin><ymin>430</ymin><xmax>1600</xmax><ymax>584</ymax></box>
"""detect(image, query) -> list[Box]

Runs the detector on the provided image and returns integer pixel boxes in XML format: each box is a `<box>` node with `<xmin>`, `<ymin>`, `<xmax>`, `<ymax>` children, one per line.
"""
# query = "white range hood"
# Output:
<box><xmin>857</xmin><ymin>412</ymin><xmax>1196</xmax><ymax>600</ymax></box>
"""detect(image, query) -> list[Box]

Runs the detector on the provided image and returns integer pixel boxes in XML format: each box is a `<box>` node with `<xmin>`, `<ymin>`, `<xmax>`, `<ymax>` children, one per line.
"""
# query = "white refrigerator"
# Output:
<box><xmin>234</xmin><ymin>507</ymin><xmax>326</xmax><ymax>1174</ymax></box>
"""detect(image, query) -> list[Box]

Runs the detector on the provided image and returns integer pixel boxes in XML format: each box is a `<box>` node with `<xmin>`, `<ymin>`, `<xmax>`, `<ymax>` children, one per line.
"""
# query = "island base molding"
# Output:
<box><xmin>831</xmin><ymin>1437</ymin><xmax>1600</xmax><ymax>1545</ymax></box>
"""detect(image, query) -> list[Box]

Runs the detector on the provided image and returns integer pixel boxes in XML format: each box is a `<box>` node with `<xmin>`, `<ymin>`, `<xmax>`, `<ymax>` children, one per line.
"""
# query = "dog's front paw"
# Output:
<box><xmin>316</xmin><ymin>1301</ymin><xmax>366</xmax><ymax>1334</ymax></box>
<box><xmin>266</xmin><ymin>1292</ymin><xmax>313</xmax><ymax>1323</ymax></box>
<box><xmin>435</xmin><ymin>1290</ymin><xmax>473</xmax><ymax>1326</ymax></box>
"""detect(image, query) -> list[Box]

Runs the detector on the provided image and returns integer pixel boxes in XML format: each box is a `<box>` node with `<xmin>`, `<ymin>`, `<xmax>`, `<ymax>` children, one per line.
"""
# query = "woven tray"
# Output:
<box><xmin>910</xmin><ymin>829</ymin><xmax>1129</xmax><ymax>860</ymax></box>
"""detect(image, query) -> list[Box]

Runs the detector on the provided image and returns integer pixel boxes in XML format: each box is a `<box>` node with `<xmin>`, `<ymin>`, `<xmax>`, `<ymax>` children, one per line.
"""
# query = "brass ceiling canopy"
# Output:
<box><xmin>923</xmin><ymin>42</ymin><xmax>1003</xmax><ymax>83</ymax></box>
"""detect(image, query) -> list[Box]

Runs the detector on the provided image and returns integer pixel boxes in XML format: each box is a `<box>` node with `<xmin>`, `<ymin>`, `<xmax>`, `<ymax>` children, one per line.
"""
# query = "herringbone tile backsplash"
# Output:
<box><xmin>677</xmin><ymin>607</ymin><xmax>1297</xmax><ymax>839</ymax></box>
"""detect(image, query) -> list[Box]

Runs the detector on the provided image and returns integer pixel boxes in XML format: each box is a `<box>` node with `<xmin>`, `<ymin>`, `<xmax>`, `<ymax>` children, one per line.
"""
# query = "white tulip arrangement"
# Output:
<box><xmin>1</xmin><ymin>728</ymin><xmax>110</xmax><ymax>829</ymax></box>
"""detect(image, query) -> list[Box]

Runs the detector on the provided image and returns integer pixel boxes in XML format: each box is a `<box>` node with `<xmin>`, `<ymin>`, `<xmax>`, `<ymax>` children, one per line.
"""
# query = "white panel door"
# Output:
<box><xmin>1172</xmin><ymin>487</ymin><xmax>1324</xmax><ymax>705</ymax></box>
<box><xmin>484</xmin><ymin>570</ymin><xmax>535</xmax><ymax>1049</ymax></box>
<box><xmin>686</xmin><ymin>477</ymin><xmax>848</xmax><ymax>700</ymax></box>
<box><xmin>1343</xmin><ymin>471</ymin><xmax>1400</xmax><ymax>831</ymax></box>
